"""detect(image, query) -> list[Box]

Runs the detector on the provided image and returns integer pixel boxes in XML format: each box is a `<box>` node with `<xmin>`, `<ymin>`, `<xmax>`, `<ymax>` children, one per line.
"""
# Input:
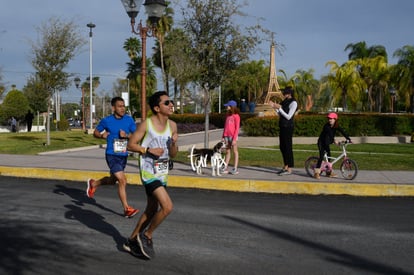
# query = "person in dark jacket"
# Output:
<box><xmin>25</xmin><ymin>110</ymin><xmax>34</xmax><ymax>132</ymax></box>
<box><xmin>269</xmin><ymin>86</ymin><xmax>298</xmax><ymax>175</ymax></box>
<box><xmin>314</xmin><ymin>112</ymin><xmax>352</xmax><ymax>179</ymax></box>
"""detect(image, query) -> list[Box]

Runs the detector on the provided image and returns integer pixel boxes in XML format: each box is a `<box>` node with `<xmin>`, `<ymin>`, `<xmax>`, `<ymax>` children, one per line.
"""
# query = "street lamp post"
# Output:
<box><xmin>74</xmin><ymin>77</ymin><xmax>86</xmax><ymax>131</ymax></box>
<box><xmin>87</xmin><ymin>22</ymin><xmax>96</xmax><ymax>131</ymax></box>
<box><xmin>120</xmin><ymin>0</ymin><xmax>166</xmax><ymax>121</ymax></box>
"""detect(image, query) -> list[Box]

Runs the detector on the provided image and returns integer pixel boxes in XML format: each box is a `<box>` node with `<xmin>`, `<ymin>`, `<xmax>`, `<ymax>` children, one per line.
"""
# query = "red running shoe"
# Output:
<box><xmin>86</xmin><ymin>179</ymin><xmax>96</xmax><ymax>198</ymax></box>
<box><xmin>124</xmin><ymin>206</ymin><xmax>139</xmax><ymax>218</ymax></box>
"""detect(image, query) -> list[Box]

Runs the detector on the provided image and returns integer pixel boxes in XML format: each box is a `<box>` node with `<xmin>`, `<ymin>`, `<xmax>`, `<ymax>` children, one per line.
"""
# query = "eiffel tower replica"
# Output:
<box><xmin>256</xmin><ymin>34</ymin><xmax>283</xmax><ymax>116</ymax></box>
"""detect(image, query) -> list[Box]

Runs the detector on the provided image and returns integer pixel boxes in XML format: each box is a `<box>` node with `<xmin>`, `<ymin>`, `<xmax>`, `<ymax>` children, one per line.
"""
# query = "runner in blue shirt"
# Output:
<box><xmin>86</xmin><ymin>96</ymin><xmax>139</xmax><ymax>218</ymax></box>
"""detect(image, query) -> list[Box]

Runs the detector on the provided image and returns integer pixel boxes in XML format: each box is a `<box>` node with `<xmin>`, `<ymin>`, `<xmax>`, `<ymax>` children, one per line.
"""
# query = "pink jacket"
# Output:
<box><xmin>222</xmin><ymin>113</ymin><xmax>240</xmax><ymax>141</ymax></box>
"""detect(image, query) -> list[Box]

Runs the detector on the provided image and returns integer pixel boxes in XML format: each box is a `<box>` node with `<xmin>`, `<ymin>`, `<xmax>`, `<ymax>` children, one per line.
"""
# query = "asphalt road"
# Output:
<box><xmin>1</xmin><ymin>176</ymin><xmax>414</xmax><ymax>275</ymax></box>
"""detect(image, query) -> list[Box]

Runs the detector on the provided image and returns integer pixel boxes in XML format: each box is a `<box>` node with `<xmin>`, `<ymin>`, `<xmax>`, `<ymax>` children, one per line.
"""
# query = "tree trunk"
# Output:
<box><xmin>46</xmin><ymin>99</ymin><xmax>51</xmax><ymax>146</ymax></box>
<box><xmin>159</xmin><ymin>35</ymin><xmax>167</xmax><ymax>92</ymax></box>
<box><xmin>203</xmin><ymin>86</ymin><xmax>210</xmax><ymax>148</ymax></box>
<box><xmin>305</xmin><ymin>95</ymin><xmax>313</xmax><ymax>111</ymax></box>
<box><xmin>377</xmin><ymin>89</ymin><xmax>382</xmax><ymax>112</ymax></box>
<box><xmin>342</xmin><ymin>88</ymin><xmax>348</xmax><ymax>111</ymax></box>
<box><xmin>179</xmin><ymin>81</ymin><xmax>185</xmax><ymax>115</ymax></box>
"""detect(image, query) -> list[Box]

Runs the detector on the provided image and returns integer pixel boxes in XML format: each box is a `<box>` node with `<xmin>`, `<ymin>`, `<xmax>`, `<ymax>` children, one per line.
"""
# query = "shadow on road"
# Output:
<box><xmin>53</xmin><ymin>184</ymin><xmax>125</xmax><ymax>251</ymax></box>
<box><xmin>53</xmin><ymin>184</ymin><xmax>120</xmax><ymax>216</ymax></box>
<box><xmin>222</xmin><ymin>215</ymin><xmax>411</xmax><ymax>275</ymax></box>
<box><xmin>0</xmin><ymin>221</ymin><xmax>86</xmax><ymax>274</ymax></box>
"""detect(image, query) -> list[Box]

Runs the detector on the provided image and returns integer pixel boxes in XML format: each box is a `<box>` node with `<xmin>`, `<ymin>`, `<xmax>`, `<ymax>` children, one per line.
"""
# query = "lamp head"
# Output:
<box><xmin>120</xmin><ymin>0</ymin><xmax>144</xmax><ymax>19</ymax></box>
<box><xmin>74</xmin><ymin>77</ymin><xmax>81</xmax><ymax>88</ymax></box>
<box><xmin>86</xmin><ymin>23</ymin><xmax>96</xmax><ymax>29</ymax></box>
<box><xmin>143</xmin><ymin>0</ymin><xmax>167</xmax><ymax>25</ymax></box>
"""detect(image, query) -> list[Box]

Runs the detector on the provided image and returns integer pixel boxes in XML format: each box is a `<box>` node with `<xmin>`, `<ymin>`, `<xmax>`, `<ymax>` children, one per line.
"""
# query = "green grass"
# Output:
<box><xmin>1</xmin><ymin>131</ymin><xmax>413</xmax><ymax>171</ymax></box>
<box><xmin>0</xmin><ymin>131</ymin><xmax>105</xmax><ymax>154</ymax></box>
<box><xmin>174</xmin><ymin>143</ymin><xmax>414</xmax><ymax>171</ymax></box>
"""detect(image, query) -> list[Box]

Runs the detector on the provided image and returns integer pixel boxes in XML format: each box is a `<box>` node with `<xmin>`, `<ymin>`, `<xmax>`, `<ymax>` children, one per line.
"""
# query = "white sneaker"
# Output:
<box><xmin>279</xmin><ymin>170</ymin><xmax>292</xmax><ymax>176</ymax></box>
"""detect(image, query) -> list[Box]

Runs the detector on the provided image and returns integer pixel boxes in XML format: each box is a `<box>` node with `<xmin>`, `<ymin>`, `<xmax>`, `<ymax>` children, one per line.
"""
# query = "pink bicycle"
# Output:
<box><xmin>305</xmin><ymin>140</ymin><xmax>358</xmax><ymax>180</ymax></box>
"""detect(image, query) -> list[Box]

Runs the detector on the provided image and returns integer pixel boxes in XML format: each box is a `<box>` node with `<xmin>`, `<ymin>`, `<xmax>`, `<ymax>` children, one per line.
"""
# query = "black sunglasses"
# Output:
<box><xmin>160</xmin><ymin>100</ymin><xmax>174</xmax><ymax>106</ymax></box>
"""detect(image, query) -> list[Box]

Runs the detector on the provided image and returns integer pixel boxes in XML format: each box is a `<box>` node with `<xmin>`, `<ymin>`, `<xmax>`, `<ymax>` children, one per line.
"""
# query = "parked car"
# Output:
<box><xmin>68</xmin><ymin>118</ymin><xmax>81</xmax><ymax>128</ymax></box>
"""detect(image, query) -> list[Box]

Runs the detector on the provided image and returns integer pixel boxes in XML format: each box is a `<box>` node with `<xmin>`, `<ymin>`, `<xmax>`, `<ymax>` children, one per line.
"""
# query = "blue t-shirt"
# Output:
<box><xmin>95</xmin><ymin>114</ymin><xmax>136</xmax><ymax>156</ymax></box>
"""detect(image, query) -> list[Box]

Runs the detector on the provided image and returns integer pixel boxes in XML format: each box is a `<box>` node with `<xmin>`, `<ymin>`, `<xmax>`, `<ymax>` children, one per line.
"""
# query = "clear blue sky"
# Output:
<box><xmin>1</xmin><ymin>0</ymin><xmax>413</xmax><ymax>103</ymax></box>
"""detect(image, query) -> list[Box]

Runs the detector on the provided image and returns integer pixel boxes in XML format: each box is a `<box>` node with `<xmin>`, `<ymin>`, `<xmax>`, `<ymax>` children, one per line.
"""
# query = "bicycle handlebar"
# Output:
<box><xmin>338</xmin><ymin>140</ymin><xmax>352</xmax><ymax>146</ymax></box>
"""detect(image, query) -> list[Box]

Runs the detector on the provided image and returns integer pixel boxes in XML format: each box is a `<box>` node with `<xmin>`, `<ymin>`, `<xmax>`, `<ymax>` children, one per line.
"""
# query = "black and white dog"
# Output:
<box><xmin>189</xmin><ymin>141</ymin><xmax>226</xmax><ymax>176</ymax></box>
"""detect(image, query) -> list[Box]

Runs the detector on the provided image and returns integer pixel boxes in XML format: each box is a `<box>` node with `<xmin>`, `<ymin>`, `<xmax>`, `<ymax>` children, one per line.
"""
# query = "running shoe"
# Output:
<box><xmin>123</xmin><ymin>237</ymin><xmax>144</xmax><ymax>258</ymax></box>
<box><xmin>124</xmin><ymin>206</ymin><xmax>139</xmax><ymax>218</ymax></box>
<box><xmin>220</xmin><ymin>166</ymin><xmax>229</xmax><ymax>174</ymax></box>
<box><xmin>86</xmin><ymin>179</ymin><xmax>96</xmax><ymax>198</ymax></box>
<box><xmin>279</xmin><ymin>170</ymin><xmax>292</xmax><ymax>176</ymax></box>
<box><xmin>230</xmin><ymin>168</ymin><xmax>239</xmax><ymax>175</ymax></box>
<box><xmin>276</xmin><ymin>169</ymin><xmax>287</xmax><ymax>175</ymax></box>
<box><xmin>137</xmin><ymin>231</ymin><xmax>154</xmax><ymax>259</ymax></box>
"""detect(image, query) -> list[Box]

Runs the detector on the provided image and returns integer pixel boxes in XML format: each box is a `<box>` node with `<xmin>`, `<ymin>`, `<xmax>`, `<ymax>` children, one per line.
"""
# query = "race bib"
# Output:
<box><xmin>113</xmin><ymin>139</ymin><xmax>128</xmax><ymax>153</ymax></box>
<box><xmin>153</xmin><ymin>158</ymin><xmax>169</xmax><ymax>176</ymax></box>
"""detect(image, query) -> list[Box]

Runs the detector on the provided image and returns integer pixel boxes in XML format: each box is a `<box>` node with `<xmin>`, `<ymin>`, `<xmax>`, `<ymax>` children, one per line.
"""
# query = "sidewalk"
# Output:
<box><xmin>0</xmin><ymin>131</ymin><xmax>413</xmax><ymax>197</ymax></box>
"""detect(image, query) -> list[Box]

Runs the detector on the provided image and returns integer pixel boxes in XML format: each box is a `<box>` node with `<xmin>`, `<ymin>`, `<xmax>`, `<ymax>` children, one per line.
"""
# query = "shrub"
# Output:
<box><xmin>171</xmin><ymin>113</ymin><xmax>414</xmax><ymax>137</ymax></box>
<box><xmin>242</xmin><ymin>113</ymin><xmax>414</xmax><ymax>137</ymax></box>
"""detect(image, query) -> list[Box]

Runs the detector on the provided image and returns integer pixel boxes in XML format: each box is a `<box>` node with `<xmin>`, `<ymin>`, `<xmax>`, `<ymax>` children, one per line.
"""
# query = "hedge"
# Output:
<box><xmin>171</xmin><ymin>113</ymin><xmax>414</xmax><ymax>137</ymax></box>
<box><xmin>244</xmin><ymin>113</ymin><xmax>414</xmax><ymax>137</ymax></box>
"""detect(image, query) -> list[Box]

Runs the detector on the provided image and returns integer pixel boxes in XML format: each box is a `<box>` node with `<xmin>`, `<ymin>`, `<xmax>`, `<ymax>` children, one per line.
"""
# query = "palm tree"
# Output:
<box><xmin>277</xmin><ymin>69</ymin><xmax>300</xmax><ymax>101</ymax></box>
<box><xmin>325</xmin><ymin>60</ymin><xmax>365</xmax><ymax>111</ymax></box>
<box><xmin>317</xmin><ymin>74</ymin><xmax>335</xmax><ymax>111</ymax></box>
<box><xmin>345</xmin><ymin>41</ymin><xmax>389</xmax><ymax>111</ymax></box>
<box><xmin>345</xmin><ymin>41</ymin><xmax>388</xmax><ymax>61</ymax></box>
<box><xmin>123</xmin><ymin>37</ymin><xmax>141</xmax><ymax>60</ymax></box>
<box><xmin>123</xmin><ymin>37</ymin><xmax>141</xmax><ymax>112</ymax></box>
<box><xmin>125</xmin><ymin>56</ymin><xmax>157</xmax><ymax>116</ymax></box>
<box><xmin>223</xmin><ymin>60</ymin><xmax>268</xmax><ymax>103</ymax></box>
<box><xmin>393</xmin><ymin>45</ymin><xmax>414</xmax><ymax>113</ymax></box>
<box><xmin>293</xmin><ymin>69</ymin><xmax>319</xmax><ymax>111</ymax></box>
<box><xmin>345</xmin><ymin>41</ymin><xmax>369</xmax><ymax>60</ymax></box>
<box><xmin>360</xmin><ymin>56</ymin><xmax>390</xmax><ymax>112</ymax></box>
<box><xmin>126</xmin><ymin>57</ymin><xmax>141</xmax><ymax>111</ymax></box>
<box><xmin>154</xmin><ymin>1</ymin><xmax>174</xmax><ymax>92</ymax></box>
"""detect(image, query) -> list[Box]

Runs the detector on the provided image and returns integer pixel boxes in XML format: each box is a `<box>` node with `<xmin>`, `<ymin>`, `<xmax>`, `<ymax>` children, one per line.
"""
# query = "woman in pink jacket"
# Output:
<box><xmin>222</xmin><ymin>100</ymin><xmax>241</xmax><ymax>175</ymax></box>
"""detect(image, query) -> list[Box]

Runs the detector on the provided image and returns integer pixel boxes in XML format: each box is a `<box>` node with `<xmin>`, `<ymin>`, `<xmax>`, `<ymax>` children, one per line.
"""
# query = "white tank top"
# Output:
<box><xmin>139</xmin><ymin>118</ymin><xmax>172</xmax><ymax>185</ymax></box>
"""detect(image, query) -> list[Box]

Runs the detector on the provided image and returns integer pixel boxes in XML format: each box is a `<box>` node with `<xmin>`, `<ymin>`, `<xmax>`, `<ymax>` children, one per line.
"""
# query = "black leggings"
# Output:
<box><xmin>279</xmin><ymin>126</ymin><xmax>294</xmax><ymax>167</ymax></box>
<box><xmin>317</xmin><ymin>142</ymin><xmax>330</xmax><ymax>168</ymax></box>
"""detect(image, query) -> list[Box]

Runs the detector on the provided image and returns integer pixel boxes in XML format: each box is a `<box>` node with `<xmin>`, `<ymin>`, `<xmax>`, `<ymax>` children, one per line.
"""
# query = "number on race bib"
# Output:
<box><xmin>153</xmin><ymin>158</ymin><xmax>169</xmax><ymax>176</ymax></box>
<box><xmin>113</xmin><ymin>139</ymin><xmax>128</xmax><ymax>153</ymax></box>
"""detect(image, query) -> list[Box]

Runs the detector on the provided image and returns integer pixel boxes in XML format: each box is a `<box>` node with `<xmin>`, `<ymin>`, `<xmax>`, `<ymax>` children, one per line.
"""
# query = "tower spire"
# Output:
<box><xmin>264</xmin><ymin>33</ymin><xmax>282</xmax><ymax>104</ymax></box>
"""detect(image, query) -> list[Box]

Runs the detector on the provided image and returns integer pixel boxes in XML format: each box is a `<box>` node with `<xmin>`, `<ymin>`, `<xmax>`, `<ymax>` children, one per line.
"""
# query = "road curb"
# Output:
<box><xmin>2</xmin><ymin>166</ymin><xmax>413</xmax><ymax>197</ymax></box>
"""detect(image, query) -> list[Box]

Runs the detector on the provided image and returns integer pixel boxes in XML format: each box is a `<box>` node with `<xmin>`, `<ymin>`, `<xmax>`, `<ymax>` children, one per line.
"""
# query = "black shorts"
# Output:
<box><xmin>144</xmin><ymin>180</ymin><xmax>166</xmax><ymax>197</ymax></box>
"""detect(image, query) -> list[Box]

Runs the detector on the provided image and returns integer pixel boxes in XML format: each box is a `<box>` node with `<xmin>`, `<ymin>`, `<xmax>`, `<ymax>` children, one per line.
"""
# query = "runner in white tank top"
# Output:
<box><xmin>123</xmin><ymin>91</ymin><xmax>178</xmax><ymax>260</ymax></box>
<box><xmin>139</xmin><ymin>117</ymin><xmax>172</xmax><ymax>185</ymax></box>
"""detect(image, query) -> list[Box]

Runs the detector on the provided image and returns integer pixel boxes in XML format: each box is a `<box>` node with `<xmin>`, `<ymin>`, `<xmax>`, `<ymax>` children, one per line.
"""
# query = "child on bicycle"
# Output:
<box><xmin>314</xmin><ymin>112</ymin><xmax>352</xmax><ymax>179</ymax></box>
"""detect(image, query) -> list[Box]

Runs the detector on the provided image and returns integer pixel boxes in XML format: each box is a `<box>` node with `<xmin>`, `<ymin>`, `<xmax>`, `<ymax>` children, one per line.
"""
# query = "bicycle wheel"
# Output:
<box><xmin>340</xmin><ymin>158</ymin><xmax>358</xmax><ymax>180</ymax></box>
<box><xmin>305</xmin><ymin>156</ymin><xmax>319</xmax><ymax>177</ymax></box>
